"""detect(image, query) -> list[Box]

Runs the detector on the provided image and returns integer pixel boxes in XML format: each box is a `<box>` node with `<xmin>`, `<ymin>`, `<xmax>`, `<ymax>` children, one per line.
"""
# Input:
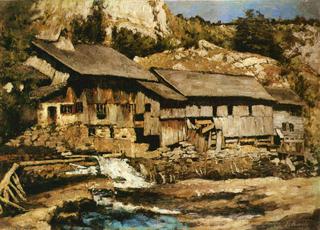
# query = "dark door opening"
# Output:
<box><xmin>48</xmin><ymin>106</ymin><xmax>57</xmax><ymax>124</ymax></box>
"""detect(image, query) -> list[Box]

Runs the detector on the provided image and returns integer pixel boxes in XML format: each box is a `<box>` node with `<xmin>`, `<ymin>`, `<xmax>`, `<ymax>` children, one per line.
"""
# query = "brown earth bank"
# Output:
<box><xmin>0</xmin><ymin>178</ymin><xmax>113</xmax><ymax>230</ymax></box>
<box><xmin>0</xmin><ymin>142</ymin><xmax>318</xmax><ymax>229</ymax></box>
<box><xmin>0</xmin><ymin>143</ymin><xmax>318</xmax><ymax>195</ymax></box>
<box><xmin>6</xmin><ymin>176</ymin><xmax>318</xmax><ymax>230</ymax></box>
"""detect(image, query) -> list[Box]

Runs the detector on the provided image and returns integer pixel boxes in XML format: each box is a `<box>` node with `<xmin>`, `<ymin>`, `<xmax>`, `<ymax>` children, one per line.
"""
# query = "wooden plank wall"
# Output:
<box><xmin>160</xmin><ymin>119</ymin><xmax>187</xmax><ymax>146</ymax></box>
<box><xmin>273</xmin><ymin>110</ymin><xmax>304</xmax><ymax>138</ymax></box>
<box><xmin>214</xmin><ymin>105</ymin><xmax>273</xmax><ymax>137</ymax></box>
<box><xmin>82</xmin><ymin>87</ymin><xmax>135</xmax><ymax>127</ymax></box>
<box><xmin>187</xmin><ymin>129</ymin><xmax>208</xmax><ymax>153</ymax></box>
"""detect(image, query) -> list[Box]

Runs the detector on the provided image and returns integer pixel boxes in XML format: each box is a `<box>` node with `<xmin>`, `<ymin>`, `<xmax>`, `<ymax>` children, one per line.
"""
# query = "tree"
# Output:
<box><xmin>71</xmin><ymin>0</ymin><xmax>106</xmax><ymax>44</ymax></box>
<box><xmin>0</xmin><ymin>0</ymin><xmax>38</xmax><ymax>143</ymax></box>
<box><xmin>234</xmin><ymin>10</ymin><xmax>283</xmax><ymax>60</ymax></box>
<box><xmin>0</xmin><ymin>0</ymin><xmax>36</xmax><ymax>72</ymax></box>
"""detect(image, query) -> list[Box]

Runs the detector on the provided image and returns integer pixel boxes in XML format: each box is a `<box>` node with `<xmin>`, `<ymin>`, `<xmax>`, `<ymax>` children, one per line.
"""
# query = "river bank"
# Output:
<box><xmin>1</xmin><ymin>176</ymin><xmax>318</xmax><ymax>229</ymax></box>
<box><xmin>0</xmin><ymin>143</ymin><xmax>319</xmax><ymax>229</ymax></box>
<box><xmin>0</xmin><ymin>178</ymin><xmax>113</xmax><ymax>229</ymax></box>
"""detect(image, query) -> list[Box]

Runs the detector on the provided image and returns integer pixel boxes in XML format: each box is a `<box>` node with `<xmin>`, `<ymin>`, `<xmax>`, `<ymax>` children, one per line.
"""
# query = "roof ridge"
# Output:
<box><xmin>151</xmin><ymin>67</ymin><xmax>256</xmax><ymax>78</ymax></box>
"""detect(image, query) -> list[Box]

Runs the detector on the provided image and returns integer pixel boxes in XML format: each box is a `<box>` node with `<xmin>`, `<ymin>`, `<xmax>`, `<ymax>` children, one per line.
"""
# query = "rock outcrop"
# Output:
<box><xmin>33</xmin><ymin>0</ymin><xmax>170</xmax><ymax>42</ymax></box>
<box><xmin>284</xmin><ymin>25</ymin><xmax>320</xmax><ymax>75</ymax></box>
<box><xmin>135</xmin><ymin>40</ymin><xmax>284</xmax><ymax>86</ymax></box>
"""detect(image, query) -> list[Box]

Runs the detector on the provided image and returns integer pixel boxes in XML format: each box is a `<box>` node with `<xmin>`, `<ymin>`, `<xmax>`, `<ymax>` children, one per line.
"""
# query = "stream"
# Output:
<box><xmin>52</xmin><ymin>158</ymin><xmax>320</xmax><ymax>230</ymax></box>
<box><xmin>54</xmin><ymin>157</ymin><xmax>186</xmax><ymax>229</ymax></box>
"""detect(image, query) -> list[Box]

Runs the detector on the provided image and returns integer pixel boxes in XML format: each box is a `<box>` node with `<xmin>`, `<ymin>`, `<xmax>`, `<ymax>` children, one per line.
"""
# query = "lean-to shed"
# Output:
<box><xmin>265</xmin><ymin>86</ymin><xmax>305</xmax><ymax>154</ymax></box>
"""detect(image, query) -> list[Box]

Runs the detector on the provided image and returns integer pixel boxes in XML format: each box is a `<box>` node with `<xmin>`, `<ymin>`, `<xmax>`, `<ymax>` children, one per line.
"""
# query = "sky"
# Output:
<box><xmin>165</xmin><ymin>0</ymin><xmax>320</xmax><ymax>22</ymax></box>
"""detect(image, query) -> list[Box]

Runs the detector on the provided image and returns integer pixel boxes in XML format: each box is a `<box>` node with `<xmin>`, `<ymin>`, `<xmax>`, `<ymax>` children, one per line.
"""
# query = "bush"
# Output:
<box><xmin>0</xmin><ymin>0</ymin><xmax>38</xmax><ymax>143</ymax></box>
<box><xmin>234</xmin><ymin>10</ymin><xmax>284</xmax><ymax>61</ymax></box>
<box><xmin>71</xmin><ymin>0</ymin><xmax>106</xmax><ymax>44</ymax></box>
<box><xmin>112</xmin><ymin>28</ymin><xmax>176</xmax><ymax>59</ymax></box>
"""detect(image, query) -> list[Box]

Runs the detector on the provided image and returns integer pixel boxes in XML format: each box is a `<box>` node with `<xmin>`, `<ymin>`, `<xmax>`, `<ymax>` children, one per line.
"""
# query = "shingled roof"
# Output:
<box><xmin>32</xmin><ymin>40</ymin><xmax>157</xmax><ymax>81</ymax></box>
<box><xmin>264</xmin><ymin>86</ymin><xmax>305</xmax><ymax>106</ymax></box>
<box><xmin>138</xmin><ymin>81</ymin><xmax>187</xmax><ymax>101</ymax></box>
<box><xmin>30</xmin><ymin>82</ymin><xmax>67</xmax><ymax>100</ymax></box>
<box><xmin>154</xmin><ymin>69</ymin><xmax>275</xmax><ymax>101</ymax></box>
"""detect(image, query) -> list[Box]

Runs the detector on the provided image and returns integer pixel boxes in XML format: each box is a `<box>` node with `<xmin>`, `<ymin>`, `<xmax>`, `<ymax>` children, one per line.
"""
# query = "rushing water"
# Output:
<box><xmin>95</xmin><ymin>157</ymin><xmax>153</xmax><ymax>189</ymax></box>
<box><xmin>57</xmin><ymin>157</ymin><xmax>185</xmax><ymax>229</ymax></box>
<box><xmin>58</xmin><ymin>205</ymin><xmax>186</xmax><ymax>230</ymax></box>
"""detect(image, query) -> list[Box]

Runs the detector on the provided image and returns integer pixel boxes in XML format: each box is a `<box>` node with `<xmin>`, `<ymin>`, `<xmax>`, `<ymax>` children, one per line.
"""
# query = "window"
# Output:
<box><xmin>227</xmin><ymin>106</ymin><xmax>233</xmax><ymax>116</ymax></box>
<box><xmin>289</xmin><ymin>123</ymin><xmax>294</xmax><ymax>132</ymax></box>
<box><xmin>249</xmin><ymin>106</ymin><xmax>252</xmax><ymax>116</ymax></box>
<box><xmin>96</xmin><ymin>104</ymin><xmax>106</xmax><ymax>119</ymax></box>
<box><xmin>60</xmin><ymin>104</ymin><xmax>73</xmax><ymax>114</ymax></box>
<box><xmin>282</xmin><ymin>122</ymin><xmax>287</xmax><ymax>131</ymax></box>
<box><xmin>145</xmin><ymin>103</ymin><xmax>151</xmax><ymax>112</ymax></box>
<box><xmin>88</xmin><ymin>127</ymin><xmax>96</xmax><ymax>136</ymax></box>
<box><xmin>75</xmin><ymin>102</ymin><xmax>83</xmax><ymax>113</ymax></box>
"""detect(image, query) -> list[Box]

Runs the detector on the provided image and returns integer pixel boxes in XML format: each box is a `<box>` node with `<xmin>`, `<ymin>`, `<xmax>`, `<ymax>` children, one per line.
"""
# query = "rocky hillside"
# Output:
<box><xmin>33</xmin><ymin>0</ymin><xmax>170</xmax><ymax>42</ymax></box>
<box><xmin>135</xmin><ymin>40</ymin><xmax>284</xmax><ymax>86</ymax></box>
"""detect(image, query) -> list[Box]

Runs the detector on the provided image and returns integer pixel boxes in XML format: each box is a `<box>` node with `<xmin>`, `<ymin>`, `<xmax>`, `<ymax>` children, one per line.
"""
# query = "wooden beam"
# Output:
<box><xmin>19</xmin><ymin>158</ymin><xmax>86</xmax><ymax>167</ymax></box>
<box><xmin>196</xmin><ymin>119</ymin><xmax>213</xmax><ymax>125</ymax></box>
<box><xmin>0</xmin><ymin>163</ymin><xmax>19</xmax><ymax>192</ymax></box>
<box><xmin>0</xmin><ymin>196</ymin><xmax>25</xmax><ymax>211</ymax></box>
<box><xmin>202</xmin><ymin>123</ymin><xmax>215</xmax><ymax>134</ymax></box>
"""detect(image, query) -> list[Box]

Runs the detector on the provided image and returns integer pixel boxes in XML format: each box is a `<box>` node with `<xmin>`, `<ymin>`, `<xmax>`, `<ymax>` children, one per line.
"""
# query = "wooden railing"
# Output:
<box><xmin>0</xmin><ymin>163</ymin><xmax>26</xmax><ymax>215</ymax></box>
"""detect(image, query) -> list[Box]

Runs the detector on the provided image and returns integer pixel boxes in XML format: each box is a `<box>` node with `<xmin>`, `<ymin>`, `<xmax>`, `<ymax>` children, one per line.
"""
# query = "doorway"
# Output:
<box><xmin>47</xmin><ymin>106</ymin><xmax>57</xmax><ymax>124</ymax></box>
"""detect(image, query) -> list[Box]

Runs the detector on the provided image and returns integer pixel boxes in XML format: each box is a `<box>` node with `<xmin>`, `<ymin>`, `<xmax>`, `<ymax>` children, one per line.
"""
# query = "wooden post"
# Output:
<box><xmin>216</xmin><ymin>130</ymin><xmax>222</xmax><ymax>152</ymax></box>
<box><xmin>208</xmin><ymin>131</ymin><xmax>212</xmax><ymax>149</ymax></box>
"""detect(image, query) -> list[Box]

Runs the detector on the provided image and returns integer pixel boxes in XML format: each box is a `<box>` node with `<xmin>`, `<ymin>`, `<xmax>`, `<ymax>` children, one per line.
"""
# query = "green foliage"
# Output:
<box><xmin>293</xmin><ymin>74</ymin><xmax>318</xmax><ymax>107</ymax></box>
<box><xmin>71</xmin><ymin>0</ymin><xmax>106</xmax><ymax>44</ymax></box>
<box><xmin>234</xmin><ymin>10</ymin><xmax>284</xmax><ymax>61</ymax></box>
<box><xmin>0</xmin><ymin>0</ymin><xmax>36</xmax><ymax>73</ymax></box>
<box><xmin>0</xmin><ymin>0</ymin><xmax>38</xmax><ymax>143</ymax></box>
<box><xmin>112</xmin><ymin>27</ymin><xmax>175</xmax><ymax>59</ymax></box>
<box><xmin>164</xmin><ymin>8</ymin><xmax>235</xmax><ymax>49</ymax></box>
<box><xmin>112</xmin><ymin>28</ymin><xmax>157</xmax><ymax>58</ymax></box>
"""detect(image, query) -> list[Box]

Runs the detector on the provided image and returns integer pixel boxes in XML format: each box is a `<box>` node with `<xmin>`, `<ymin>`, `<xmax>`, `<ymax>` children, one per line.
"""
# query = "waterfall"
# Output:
<box><xmin>95</xmin><ymin>157</ymin><xmax>153</xmax><ymax>189</ymax></box>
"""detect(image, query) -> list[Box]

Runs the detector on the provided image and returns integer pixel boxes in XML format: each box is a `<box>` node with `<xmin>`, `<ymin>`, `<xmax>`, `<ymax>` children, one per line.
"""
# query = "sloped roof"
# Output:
<box><xmin>264</xmin><ymin>86</ymin><xmax>305</xmax><ymax>106</ymax></box>
<box><xmin>30</xmin><ymin>82</ymin><xmax>67</xmax><ymax>100</ymax></box>
<box><xmin>154</xmin><ymin>69</ymin><xmax>275</xmax><ymax>101</ymax></box>
<box><xmin>32</xmin><ymin>40</ymin><xmax>157</xmax><ymax>81</ymax></box>
<box><xmin>138</xmin><ymin>81</ymin><xmax>187</xmax><ymax>101</ymax></box>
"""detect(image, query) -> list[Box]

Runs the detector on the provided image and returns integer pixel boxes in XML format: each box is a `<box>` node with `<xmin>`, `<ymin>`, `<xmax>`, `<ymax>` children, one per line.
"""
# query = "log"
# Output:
<box><xmin>7</xmin><ymin>187</ymin><xmax>19</xmax><ymax>203</ymax></box>
<box><xmin>12</xmin><ymin>173</ymin><xmax>26</xmax><ymax>197</ymax></box>
<box><xmin>19</xmin><ymin>158</ymin><xmax>86</xmax><ymax>167</ymax></box>
<box><xmin>0</xmin><ymin>196</ymin><xmax>25</xmax><ymax>211</ymax></box>
<box><xmin>0</xmin><ymin>163</ymin><xmax>19</xmax><ymax>192</ymax></box>
<box><xmin>9</xmin><ymin>182</ymin><xmax>26</xmax><ymax>202</ymax></box>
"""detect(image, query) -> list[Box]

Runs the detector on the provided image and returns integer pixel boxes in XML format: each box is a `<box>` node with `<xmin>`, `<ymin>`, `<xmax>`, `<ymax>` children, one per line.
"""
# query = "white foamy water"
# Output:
<box><xmin>95</xmin><ymin>157</ymin><xmax>153</xmax><ymax>189</ymax></box>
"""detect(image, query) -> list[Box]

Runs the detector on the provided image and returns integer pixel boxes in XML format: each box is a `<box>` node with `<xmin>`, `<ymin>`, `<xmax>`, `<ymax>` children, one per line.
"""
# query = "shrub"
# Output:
<box><xmin>112</xmin><ymin>28</ymin><xmax>176</xmax><ymax>59</ymax></box>
<box><xmin>234</xmin><ymin>10</ymin><xmax>284</xmax><ymax>61</ymax></box>
<box><xmin>71</xmin><ymin>0</ymin><xmax>106</xmax><ymax>44</ymax></box>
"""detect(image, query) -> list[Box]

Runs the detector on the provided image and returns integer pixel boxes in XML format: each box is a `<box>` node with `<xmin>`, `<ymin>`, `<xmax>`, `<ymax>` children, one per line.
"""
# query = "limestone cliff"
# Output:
<box><xmin>33</xmin><ymin>0</ymin><xmax>170</xmax><ymax>42</ymax></box>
